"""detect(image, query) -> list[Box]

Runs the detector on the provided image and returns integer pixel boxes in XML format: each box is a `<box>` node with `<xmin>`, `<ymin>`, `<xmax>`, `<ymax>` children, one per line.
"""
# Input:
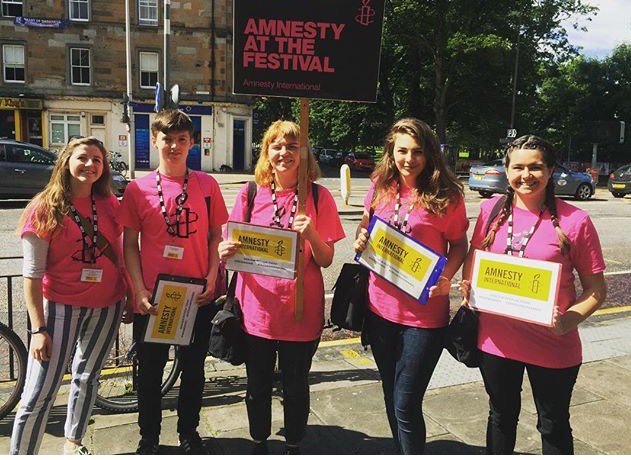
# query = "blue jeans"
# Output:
<box><xmin>366</xmin><ymin>310</ymin><xmax>446</xmax><ymax>454</ymax></box>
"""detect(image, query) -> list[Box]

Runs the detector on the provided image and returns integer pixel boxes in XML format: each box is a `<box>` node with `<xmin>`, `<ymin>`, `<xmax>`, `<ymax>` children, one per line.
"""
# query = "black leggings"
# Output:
<box><xmin>480</xmin><ymin>351</ymin><xmax>580</xmax><ymax>455</ymax></box>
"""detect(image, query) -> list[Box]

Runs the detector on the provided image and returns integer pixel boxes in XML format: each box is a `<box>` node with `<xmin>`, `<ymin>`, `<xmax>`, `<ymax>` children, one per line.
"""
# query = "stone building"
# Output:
<box><xmin>0</xmin><ymin>0</ymin><xmax>253</xmax><ymax>172</ymax></box>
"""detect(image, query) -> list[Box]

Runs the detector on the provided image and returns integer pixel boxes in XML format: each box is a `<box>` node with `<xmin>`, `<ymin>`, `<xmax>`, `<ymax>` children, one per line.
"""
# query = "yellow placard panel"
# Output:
<box><xmin>151</xmin><ymin>284</ymin><xmax>187</xmax><ymax>339</ymax></box>
<box><xmin>476</xmin><ymin>258</ymin><xmax>552</xmax><ymax>302</ymax></box>
<box><xmin>371</xmin><ymin>228</ymin><xmax>432</xmax><ymax>279</ymax></box>
<box><xmin>233</xmin><ymin>229</ymin><xmax>293</xmax><ymax>263</ymax></box>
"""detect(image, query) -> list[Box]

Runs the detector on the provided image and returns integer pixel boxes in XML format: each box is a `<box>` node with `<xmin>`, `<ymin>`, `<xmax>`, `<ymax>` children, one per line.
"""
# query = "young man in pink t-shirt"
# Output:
<box><xmin>118</xmin><ymin>110</ymin><xmax>228</xmax><ymax>455</ymax></box>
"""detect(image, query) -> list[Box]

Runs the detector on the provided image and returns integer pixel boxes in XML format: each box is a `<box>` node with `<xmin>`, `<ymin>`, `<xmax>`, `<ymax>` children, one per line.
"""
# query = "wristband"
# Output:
<box><xmin>29</xmin><ymin>326</ymin><xmax>48</xmax><ymax>335</ymax></box>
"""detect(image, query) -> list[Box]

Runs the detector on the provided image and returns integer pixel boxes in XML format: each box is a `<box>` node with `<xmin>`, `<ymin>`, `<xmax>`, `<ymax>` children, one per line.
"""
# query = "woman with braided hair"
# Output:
<box><xmin>461</xmin><ymin>135</ymin><xmax>607</xmax><ymax>454</ymax></box>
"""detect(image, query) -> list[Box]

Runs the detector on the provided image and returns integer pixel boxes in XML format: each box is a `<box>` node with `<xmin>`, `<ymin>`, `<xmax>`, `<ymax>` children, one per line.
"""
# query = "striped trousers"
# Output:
<box><xmin>10</xmin><ymin>299</ymin><xmax>124</xmax><ymax>455</ymax></box>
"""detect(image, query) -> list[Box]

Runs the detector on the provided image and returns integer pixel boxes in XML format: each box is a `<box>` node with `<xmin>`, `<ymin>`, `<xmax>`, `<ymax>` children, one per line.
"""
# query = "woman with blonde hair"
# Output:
<box><xmin>10</xmin><ymin>137</ymin><xmax>131</xmax><ymax>455</ymax></box>
<box><xmin>219</xmin><ymin>120</ymin><xmax>345</xmax><ymax>454</ymax></box>
<box><xmin>354</xmin><ymin>118</ymin><xmax>469</xmax><ymax>454</ymax></box>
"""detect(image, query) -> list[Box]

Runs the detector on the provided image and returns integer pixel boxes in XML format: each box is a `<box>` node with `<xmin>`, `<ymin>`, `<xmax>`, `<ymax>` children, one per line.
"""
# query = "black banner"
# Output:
<box><xmin>233</xmin><ymin>0</ymin><xmax>385</xmax><ymax>103</ymax></box>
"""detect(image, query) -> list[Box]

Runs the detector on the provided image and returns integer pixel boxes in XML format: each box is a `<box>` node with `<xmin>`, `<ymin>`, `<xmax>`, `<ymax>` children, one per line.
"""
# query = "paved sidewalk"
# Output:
<box><xmin>1</xmin><ymin>314</ymin><xmax>630</xmax><ymax>455</ymax></box>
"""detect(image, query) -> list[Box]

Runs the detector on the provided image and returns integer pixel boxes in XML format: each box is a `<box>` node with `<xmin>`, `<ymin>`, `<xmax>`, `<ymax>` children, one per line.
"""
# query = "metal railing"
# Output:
<box><xmin>1</xmin><ymin>256</ymin><xmax>27</xmax><ymax>383</ymax></box>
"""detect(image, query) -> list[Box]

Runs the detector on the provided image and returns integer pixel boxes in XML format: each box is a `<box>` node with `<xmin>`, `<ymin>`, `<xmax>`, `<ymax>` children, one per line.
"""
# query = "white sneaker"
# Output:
<box><xmin>63</xmin><ymin>443</ymin><xmax>92</xmax><ymax>455</ymax></box>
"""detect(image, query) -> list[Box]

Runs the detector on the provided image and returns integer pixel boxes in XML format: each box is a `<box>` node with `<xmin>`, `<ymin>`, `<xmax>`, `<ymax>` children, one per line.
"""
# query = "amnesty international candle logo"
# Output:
<box><xmin>372</xmin><ymin>229</ymin><xmax>432</xmax><ymax>279</ymax></box>
<box><xmin>233</xmin><ymin>229</ymin><xmax>293</xmax><ymax>263</ymax></box>
<box><xmin>152</xmin><ymin>284</ymin><xmax>187</xmax><ymax>339</ymax></box>
<box><xmin>476</xmin><ymin>259</ymin><xmax>552</xmax><ymax>302</ymax></box>
<box><xmin>356</xmin><ymin>0</ymin><xmax>376</xmax><ymax>26</ymax></box>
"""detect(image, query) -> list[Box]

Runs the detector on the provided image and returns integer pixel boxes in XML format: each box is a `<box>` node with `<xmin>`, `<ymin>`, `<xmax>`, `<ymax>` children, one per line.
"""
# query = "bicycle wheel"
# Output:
<box><xmin>0</xmin><ymin>322</ymin><xmax>28</xmax><ymax>420</ymax></box>
<box><xmin>94</xmin><ymin>333</ymin><xmax>182</xmax><ymax>414</ymax></box>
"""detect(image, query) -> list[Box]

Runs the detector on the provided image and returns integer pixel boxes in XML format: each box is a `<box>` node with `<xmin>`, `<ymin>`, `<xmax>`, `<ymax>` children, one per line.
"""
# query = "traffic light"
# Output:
<box><xmin>587</xmin><ymin>121</ymin><xmax>625</xmax><ymax>144</ymax></box>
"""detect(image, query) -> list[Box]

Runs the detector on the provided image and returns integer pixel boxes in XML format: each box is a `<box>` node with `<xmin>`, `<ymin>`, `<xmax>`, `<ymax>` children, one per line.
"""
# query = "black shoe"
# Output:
<box><xmin>285</xmin><ymin>444</ymin><xmax>300</xmax><ymax>455</ymax></box>
<box><xmin>136</xmin><ymin>439</ymin><xmax>159</xmax><ymax>455</ymax></box>
<box><xmin>179</xmin><ymin>432</ymin><xmax>209</xmax><ymax>455</ymax></box>
<box><xmin>251</xmin><ymin>440</ymin><xmax>269</xmax><ymax>455</ymax></box>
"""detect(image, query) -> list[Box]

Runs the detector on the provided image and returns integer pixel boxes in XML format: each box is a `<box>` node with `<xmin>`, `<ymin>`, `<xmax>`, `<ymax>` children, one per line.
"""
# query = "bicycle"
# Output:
<box><xmin>0</xmin><ymin>321</ymin><xmax>28</xmax><ymax>420</ymax></box>
<box><xmin>109</xmin><ymin>152</ymin><xmax>129</xmax><ymax>178</ymax></box>
<box><xmin>94</xmin><ymin>333</ymin><xmax>182</xmax><ymax>414</ymax></box>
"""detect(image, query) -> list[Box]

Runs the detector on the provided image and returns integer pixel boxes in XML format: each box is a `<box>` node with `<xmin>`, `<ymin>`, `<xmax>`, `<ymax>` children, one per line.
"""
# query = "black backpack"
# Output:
<box><xmin>209</xmin><ymin>182</ymin><xmax>320</xmax><ymax>365</ymax></box>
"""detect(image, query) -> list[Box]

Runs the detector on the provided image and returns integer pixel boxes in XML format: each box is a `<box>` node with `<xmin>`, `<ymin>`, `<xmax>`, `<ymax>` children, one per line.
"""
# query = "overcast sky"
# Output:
<box><xmin>563</xmin><ymin>0</ymin><xmax>631</xmax><ymax>59</ymax></box>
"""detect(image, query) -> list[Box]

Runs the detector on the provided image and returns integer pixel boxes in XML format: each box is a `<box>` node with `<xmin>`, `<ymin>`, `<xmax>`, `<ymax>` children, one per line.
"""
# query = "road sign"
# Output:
<box><xmin>507</xmin><ymin>129</ymin><xmax>517</xmax><ymax>138</ymax></box>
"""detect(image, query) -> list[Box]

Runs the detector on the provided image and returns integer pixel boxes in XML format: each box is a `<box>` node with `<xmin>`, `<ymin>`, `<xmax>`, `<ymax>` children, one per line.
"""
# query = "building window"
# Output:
<box><xmin>69</xmin><ymin>0</ymin><xmax>89</xmax><ymax>21</ymax></box>
<box><xmin>50</xmin><ymin>114</ymin><xmax>81</xmax><ymax>145</ymax></box>
<box><xmin>2</xmin><ymin>44</ymin><xmax>24</xmax><ymax>83</ymax></box>
<box><xmin>70</xmin><ymin>47</ymin><xmax>91</xmax><ymax>85</ymax></box>
<box><xmin>139</xmin><ymin>51</ymin><xmax>159</xmax><ymax>88</ymax></box>
<box><xmin>91</xmin><ymin>114</ymin><xmax>104</xmax><ymax>125</ymax></box>
<box><xmin>138</xmin><ymin>0</ymin><xmax>158</xmax><ymax>26</ymax></box>
<box><xmin>1</xmin><ymin>0</ymin><xmax>22</xmax><ymax>17</ymax></box>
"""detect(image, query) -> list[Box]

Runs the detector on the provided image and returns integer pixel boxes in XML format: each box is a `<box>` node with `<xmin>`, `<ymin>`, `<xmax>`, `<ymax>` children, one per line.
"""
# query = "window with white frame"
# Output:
<box><xmin>70</xmin><ymin>47</ymin><xmax>91</xmax><ymax>85</ymax></box>
<box><xmin>1</xmin><ymin>0</ymin><xmax>22</xmax><ymax>17</ymax></box>
<box><xmin>69</xmin><ymin>0</ymin><xmax>89</xmax><ymax>21</ymax></box>
<box><xmin>139</xmin><ymin>51</ymin><xmax>159</xmax><ymax>88</ymax></box>
<box><xmin>2</xmin><ymin>44</ymin><xmax>24</xmax><ymax>83</ymax></box>
<box><xmin>50</xmin><ymin>114</ymin><xmax>81</xmax><ymax>145</ymax></box>
<box><xmin>138</xmin><ymin>0</ymin><xmax>158</xmax><ymax>26</ymax></box>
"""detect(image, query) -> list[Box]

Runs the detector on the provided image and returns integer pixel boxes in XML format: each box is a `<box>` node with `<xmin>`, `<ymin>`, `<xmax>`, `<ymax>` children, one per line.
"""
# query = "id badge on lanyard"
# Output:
<box><xmin>81</xmin><ymin>268</ymin><xmax>104</xmax><ymax>283</ymax></box>
<box><xmin>164</xmin><ymin>245</ymin><xmax>184</xmax><ymax>260</ymax></box>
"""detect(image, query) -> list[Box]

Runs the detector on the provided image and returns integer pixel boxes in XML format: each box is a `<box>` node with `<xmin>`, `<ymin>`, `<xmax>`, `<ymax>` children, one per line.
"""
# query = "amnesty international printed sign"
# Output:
<box><xmin>226</xmin><ymin>221</ymin><xmax>299</xmax><ymax>280</ymax></box>
<box><xmin>144</xmin><ymin>275</ymin><xmax>206</xmax><ymax>345</ymax></box>
<box><xmin>233</xmin><ymin>0</ymin><xmax>385</xmax><ymax>102</ymax></box>
<box><xmin>469</xmin><ymin>250</ymin><xmax>561</xmax><ymax>326</ymax></box>
<box><xmin>356</xmin><ymin>216</ymin><xmax>447</xmax><ymax>304</ymax></box>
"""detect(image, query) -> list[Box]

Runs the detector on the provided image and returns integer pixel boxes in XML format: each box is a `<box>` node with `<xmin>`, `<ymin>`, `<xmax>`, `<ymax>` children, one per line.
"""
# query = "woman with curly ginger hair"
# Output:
<box><xmin>354</xmin><ymin>118</ymin><xmax>469</xmax><ymax>454</ymax></box>
<box><xmin>11</xmin><ymin>137</ymin><xmax>132</xmax><ymax>455</ymax></box>
<box><xmin>220</xmin><ymin>120</ymin><xmax>344</xmax><ymax>454</ymax></box>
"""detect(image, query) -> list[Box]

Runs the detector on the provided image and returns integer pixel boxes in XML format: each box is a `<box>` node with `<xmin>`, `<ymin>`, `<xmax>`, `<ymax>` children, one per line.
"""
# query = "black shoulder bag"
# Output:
<box><xmin>329</xmin><ymin>188</ymin><xmax>375</xmax><ymax>332</ymax></box>
<box><xmin>444</xmin><ymin>195</ymin><xmax>507</xmax><ymax>368</ymax></box>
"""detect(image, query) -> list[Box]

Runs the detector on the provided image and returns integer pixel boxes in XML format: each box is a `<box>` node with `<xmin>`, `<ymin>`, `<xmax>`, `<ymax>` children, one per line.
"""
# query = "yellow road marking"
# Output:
<box><xmin>593</xmin><ymin>305</ymin><xmax>631</xmax><ymax>316</ymax></box>
<box><xmin>319</xmin><ymin>337</ymin><xmax>360</xmax><ymax>348</ymax></box>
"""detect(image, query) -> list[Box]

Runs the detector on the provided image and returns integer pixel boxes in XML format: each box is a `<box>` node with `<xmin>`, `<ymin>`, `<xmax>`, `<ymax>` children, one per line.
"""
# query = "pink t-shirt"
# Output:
<box><xmin>21</xmin><ymin>194</ymin><xmax>126</xmax><ymax>308</ymax></box>
<box><xmin>118</xmin><ymin>170</ymin><xmax>229</xmax><ymax>304</ymax></box>
<box><xmin>470</xmin><ymin>195</ymin><xmax>606</xmax><ymax>368</ymax></box>
<box><xmin>364</xmin><ymin>182</ymin><xmax>469</xmax><ymax>328</ymax></box>
<box><xmin>229</xmin><ymin>183</ymin><xmax>345</xmax><ymax>342</ymax></box>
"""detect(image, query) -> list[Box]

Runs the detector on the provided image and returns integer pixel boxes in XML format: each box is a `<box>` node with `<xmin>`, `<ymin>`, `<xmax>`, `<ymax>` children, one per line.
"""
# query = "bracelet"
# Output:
<box><xmin>28</xmin><ymin>326</ymin><xmax>48</xmax><ymax>335</ymax></box>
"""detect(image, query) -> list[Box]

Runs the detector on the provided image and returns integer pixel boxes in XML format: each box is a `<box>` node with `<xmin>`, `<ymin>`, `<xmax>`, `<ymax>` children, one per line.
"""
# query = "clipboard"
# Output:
<box><xmin>143</xmin><ymin>274</ymin><xmax>207</xmax><ymax>345</ymax></box>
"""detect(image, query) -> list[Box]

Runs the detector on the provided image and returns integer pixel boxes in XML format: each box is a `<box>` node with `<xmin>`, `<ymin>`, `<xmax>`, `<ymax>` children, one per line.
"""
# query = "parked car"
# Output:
<box><xmin>0</xmin><ymin>139</ymin><xmax>128</xmax><ymax>198</ymax></box>
<box><xmin>343</xmin><ymin>151</ymin><xmax>376</xmax><ymax>172</ymax></box>
<box><xmin>468</xmin><ymin>159</ymin><xmax>595</xmax><ymax>200</ymax></box>
<box><xmin>608</xmin><ymin>164</ymin><xmax>631</xmax><ymax>198</ymax></box>
<box><xmin>318</xmin><ymin>148</ymin><xmax>340</xmax><ymax>166</ymax></box>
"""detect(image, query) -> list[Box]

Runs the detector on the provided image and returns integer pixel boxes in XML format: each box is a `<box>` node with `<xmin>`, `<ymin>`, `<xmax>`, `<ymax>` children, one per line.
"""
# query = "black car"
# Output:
<box><xmin>608</xmin><ymin>164</ymin><xmax>631</xmax><ymax>198</ymax></box>
<box><xmin>0</xmin><ymin>139</ymin><xmax>128</xmax><ymax>198</ymax></box>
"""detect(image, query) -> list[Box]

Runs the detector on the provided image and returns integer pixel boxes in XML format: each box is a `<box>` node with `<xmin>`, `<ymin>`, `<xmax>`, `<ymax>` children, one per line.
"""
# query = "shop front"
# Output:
<box><xmin>0</xmin><ymin>97</ymin><xmax>44</xmax><ymax>146</ymax></box>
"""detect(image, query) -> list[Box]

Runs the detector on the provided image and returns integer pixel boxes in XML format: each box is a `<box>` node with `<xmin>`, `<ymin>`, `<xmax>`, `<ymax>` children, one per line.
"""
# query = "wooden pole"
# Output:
<box><xmin>295</xmin><ymin>98</ymin><xmax>310</xmax><ymax>321</ymax></box>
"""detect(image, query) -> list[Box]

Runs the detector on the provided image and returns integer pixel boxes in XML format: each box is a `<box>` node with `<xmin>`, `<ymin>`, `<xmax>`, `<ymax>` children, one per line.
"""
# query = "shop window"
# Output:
<box><xmin>50</xmin><ymin>114</ymin><xmax>81</xmax><ymax>145</ymax></box>
<box><xmin>139</xmin><ymin>51</ymin><xmax>158</xmax><ymax>89</ymax></box>
<box><xmin>70</xmin><ymin>47</ymin><xmax>91</xmax><ymax>85</ymax></box>
<box><xmin>69</xmin><ymin>0</ymin><xmax>89</xmax><ymax>21</ymax></box>
<box><xmin>138</xmin><ymin>0</ymin><xmax>158</xmax><ymax>26</ymax></box>
<box><xmin>2</xmin><ymin>44</ymin><xmax>25</xmax><ymax>83</ymax></box>
<box><xmin>1</xmin><ymin>0</ymin><xmax>22</xmax><ymax>17</ymax></box>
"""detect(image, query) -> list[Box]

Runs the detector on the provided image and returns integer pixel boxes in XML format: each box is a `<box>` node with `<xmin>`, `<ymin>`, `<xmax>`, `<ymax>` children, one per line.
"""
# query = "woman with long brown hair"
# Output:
<box><xmin>461</xmin><ymin>135</ymin><xmax>607</xmax><ymax>454</ymax></box>
<box><xmin>353</xmin><ymin>118</ymin><xmax>469</xmax><ymax>454</ymax></box>
<box><xmin>10</xmin><ymin>137</ymin><xmax>131</xmax><ymax>455</ymax></box>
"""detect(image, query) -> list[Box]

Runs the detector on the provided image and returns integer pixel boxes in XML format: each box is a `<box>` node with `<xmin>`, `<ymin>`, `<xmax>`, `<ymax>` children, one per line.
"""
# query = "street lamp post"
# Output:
<box><xmin>510</xmin><ymin>29</ymin><xmax>521</xmax><ymax>132</ymax></box>
<box><xmin>124</xmin><ymin>0</ymin><xmax>135</xmax><ymax>179</ymax></box>
<box><xmin>164</xmin><ymin>0</ymin><xmax>170</xmax><ymax>97</ymax></box>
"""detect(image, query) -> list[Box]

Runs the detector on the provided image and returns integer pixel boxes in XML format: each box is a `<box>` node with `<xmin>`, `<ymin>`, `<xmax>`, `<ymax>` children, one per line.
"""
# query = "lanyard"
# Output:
<box><xmin>69</xmin><ymin>195</ymin><xmax>98</xmax><ymax>264</ymax></box>
<box><xmin>270</xmin><ymin>180</ymin><xmax>298</xmax><ymax>229</ymax></box>
<box><xmin>391</xmin><ymin>181</ymin><xmax>415</xmax><ymax>233</ymax></box>
<box><xmin>156</xmin><ymin>169</ymin><xmax>189</xmax><ymax>237</ymax></box>
<box><xmin>505</xmin><ymin>206</ymin><xmax>544</xmax><ymax>258</ymax></box>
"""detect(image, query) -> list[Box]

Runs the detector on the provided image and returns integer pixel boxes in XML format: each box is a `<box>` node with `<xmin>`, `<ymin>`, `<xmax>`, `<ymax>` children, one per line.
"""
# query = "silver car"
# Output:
<box><xmin>468</xmin><ymin>159</ymin><xmax>594</xmax><ymax>200</ymax></box>
<box><xmin>0</xmin><ymin>139</ymin><xmax>128</xmax><ymax>198</ymax></box>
